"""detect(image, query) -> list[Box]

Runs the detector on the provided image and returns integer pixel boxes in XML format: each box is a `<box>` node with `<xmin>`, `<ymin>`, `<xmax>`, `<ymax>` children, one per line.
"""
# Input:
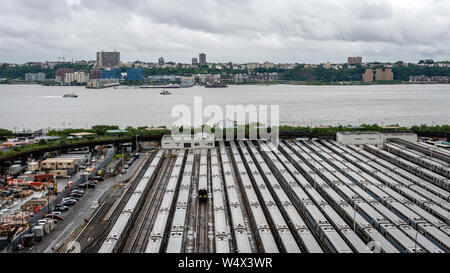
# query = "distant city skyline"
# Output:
<box><xmin>1</xmin><ymin>0</ymin><xmax>449</xmax><ymax>64</ymax></box>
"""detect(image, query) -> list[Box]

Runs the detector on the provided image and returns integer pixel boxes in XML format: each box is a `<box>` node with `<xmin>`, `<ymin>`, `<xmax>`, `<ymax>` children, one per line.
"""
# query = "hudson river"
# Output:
<box><xmin>0</xmin><ymin>84</ymin><xmax>449</xmax><ymax>131</ymax></box>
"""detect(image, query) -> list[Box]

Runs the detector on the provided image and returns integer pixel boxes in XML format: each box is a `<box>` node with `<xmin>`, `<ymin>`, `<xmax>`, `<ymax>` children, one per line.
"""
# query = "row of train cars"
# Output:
<box><xmin>97</xmin><ymin>139</ymin><xmax>450</xmax><ymax>253</ymax></box>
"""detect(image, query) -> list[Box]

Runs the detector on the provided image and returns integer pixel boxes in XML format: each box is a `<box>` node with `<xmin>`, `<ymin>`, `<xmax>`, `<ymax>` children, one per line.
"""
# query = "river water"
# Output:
<box><xmin>0</xmin><ymin>84</ymin><xmax>449</xmax><ymax>131</ymax></box>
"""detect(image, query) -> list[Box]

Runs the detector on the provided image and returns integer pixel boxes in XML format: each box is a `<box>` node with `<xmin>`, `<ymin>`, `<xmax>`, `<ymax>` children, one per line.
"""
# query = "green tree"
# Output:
<box><xmin>0</xmin><ymin>128</ymin><xmax>13</xmax><ymax>136</ymax></box>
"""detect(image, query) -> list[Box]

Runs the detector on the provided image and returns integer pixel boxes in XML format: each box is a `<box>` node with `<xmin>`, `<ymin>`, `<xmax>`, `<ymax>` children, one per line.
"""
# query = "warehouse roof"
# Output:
<box><xmin>70</xmin><ymin>132</ymin><xmax>95</xmax><ymax>137</ymax></box>
<box><xmin>106</xmin><ymin>130</ymin><xmax>129</xmax><ymax>134</ymax></box>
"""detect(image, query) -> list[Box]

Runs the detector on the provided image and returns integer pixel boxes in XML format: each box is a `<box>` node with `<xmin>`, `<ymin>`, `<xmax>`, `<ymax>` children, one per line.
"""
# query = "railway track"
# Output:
<box><xmin>206</xmin><ymin>151</ymin><xmax>216</xmax><ymax>252</ymax></box>
<box><xmin>213</xmin><ymin>147</ymin><xmax>234</xmax><ymax>252</ymax></box>
<box><xmin>195</xmin><ymin>150</ymin><xmax>211</xmax><ymax>253</ymax></box>
<box><xmin>221</xmin><ymin>142</ymin><xmax>257</xmax><ymax>253</ymax></box>
<box><xmin>186</xmin><ymin>152</ymin><xmax>199</xmax><ymax>253</ymax></box>
<box><xmin>69</xmin><ymin>193</ymin><xmax>117</xmax><ymax>252</ymax></box>
<box><xmin>83</xmin><ymin>141</ymin><xmax>449</xmax><ymax>253</ymax></box>
<box><xmin>197</xmin><ymin>198</ymin><xmax>208</xmax><ymax>252</ymax></box>
<box><xmin>389</xmin><ymin>138</ymin><xmax>450</xmax><ymax>164</ymax></box>
<box><xmin>79</xmin><ymin>151</ymin><xmax>157</xmax><ymax>253</ymax></box>
<box><xmin>143</xmin><ymin>151</ymin><xmax>186</xmax><ymax>253</ymax></box>
<box><xmin>124</xmin><ymin>154</ymin><xmax>175</xmax><ymax>252</ymax></box>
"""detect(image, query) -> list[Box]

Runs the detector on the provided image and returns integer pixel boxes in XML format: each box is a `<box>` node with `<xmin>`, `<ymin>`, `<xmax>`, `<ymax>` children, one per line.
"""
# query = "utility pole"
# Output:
<box><xmin>135</xmin><ymin>133</ymin><xmax>139</xmax><ymax>152</ymax></box>
<box><xmin>122</xmin><ymin>146</ymin><xmax>124</xmax><ymax>171</ymax></box>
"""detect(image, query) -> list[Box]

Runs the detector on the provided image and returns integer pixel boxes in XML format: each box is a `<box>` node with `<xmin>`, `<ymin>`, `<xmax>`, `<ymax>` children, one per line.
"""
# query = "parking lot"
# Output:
<box><xmin>19</xmin><ymin>152</ymin><xmax>147</xmax><ymax>253</ymax></box>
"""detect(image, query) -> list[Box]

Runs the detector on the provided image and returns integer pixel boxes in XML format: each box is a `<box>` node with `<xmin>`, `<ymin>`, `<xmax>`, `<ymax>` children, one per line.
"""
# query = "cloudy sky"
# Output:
<box><xmin>1</xmin><ymin>0</ymin><xmax>449</xmax><ymax>64</ymax></box>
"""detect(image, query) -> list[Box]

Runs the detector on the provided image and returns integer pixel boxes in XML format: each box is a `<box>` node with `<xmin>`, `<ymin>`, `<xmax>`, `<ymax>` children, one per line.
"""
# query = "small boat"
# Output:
<box><xmin>160</xmin><ymin>90</ymin><xmax>172</xmax><ymax>95</ymax></box>
<box><xmin>63</xmin><ymin>93</ymin><xmax>78</xmax><ymax>98</ymax></box>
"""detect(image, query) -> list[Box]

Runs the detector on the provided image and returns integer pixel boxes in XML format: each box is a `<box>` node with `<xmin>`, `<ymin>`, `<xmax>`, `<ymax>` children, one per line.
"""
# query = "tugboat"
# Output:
<box><xmin>63</xmin><ymin>93</ymin><xmax>78</xmax><ymax>98</ymax></box>
<box><xmin>160</xmin><ymin>90</ymin><xmax>172</xmax><ymax>95</ymax></box>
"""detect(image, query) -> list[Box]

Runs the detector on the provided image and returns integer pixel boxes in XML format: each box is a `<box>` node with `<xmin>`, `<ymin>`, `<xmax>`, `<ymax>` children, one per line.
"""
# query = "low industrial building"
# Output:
<box><xmin>382</xmin><ymin>132</ymin><xmax>418</xmax><ymax>143</ymax></box>
<box><xmin>58</xmin><ymin>153</ymin><xmax>90</xmax><ymax>166</ymax></box>
<box><xmin>70</xmin><ymin>132</ymin><xmax>96</xmax><ymax>138</ymax></box>
<box><xmin>336</xmin><ymin>132</ymin><xmax>383</xmax><ymax>145</ymax></box>
<box><xmin>161</xmin><ymin>133</ymin><xmax>215</xmax><ymax>149</ymax></box>
<box><xmin>27</xmin><ymin>162</ymin><xmax>39</xmax><ymax>172</ymax></box>
<box><xmin>40</xmin><ymin>158</ymin><xmax>58</xmax><ymax>170</ymax></box>
<box><xmin>336</xmin><ymin>132</ymin><xmax>417</xmax><ymax>145</ymax></box>
<box><xmin>40</xmin><ymin>158</ymin><xmax>77</xmax><ymax>174</ymax></box>
<box><xmin>36</xmin><ymin>136</ymin><xmax>61</xmax><ymax>142</ymax></box>
<box><xmin>25</xmin><ymin>72</ymin><xmax>46</xmax><ymax>82</ymax></box>
<box><xmin>51</xmin><ymin>170</ymin><xmax>68</xmax><ymax>177</ymax></box>
<box><xmin>86</xmin><ymin>78</ymin><xmax>119</xmax><ymax>89</ymax></box>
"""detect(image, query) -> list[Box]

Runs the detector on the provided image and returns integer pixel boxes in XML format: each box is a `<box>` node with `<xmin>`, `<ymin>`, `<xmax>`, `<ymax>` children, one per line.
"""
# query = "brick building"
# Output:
<box><xmin>362</xmin><ymin>68</ymin><xmax>393</xmax><ymax>82</ymax></box>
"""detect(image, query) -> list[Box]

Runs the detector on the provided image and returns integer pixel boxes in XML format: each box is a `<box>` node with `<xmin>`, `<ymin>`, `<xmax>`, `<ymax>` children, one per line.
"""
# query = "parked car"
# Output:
<box><xmin>44</xmin><ymin>213</ymin><xmax>63</xmax><ymax>221</ymax></box>
<box><xmin>62</xmin><ymin>199</ymin><xmax>77</xmax><ymax>206</ymax></box>
<box><xmin>121</xmin><ymin>169</ymin><xmax>127</xmax><ymax>174</ymax></box>
<box><xmin>69</xmin><ymin>192</ymin><xmax>82</xmax><ymax>198</ymax></box>
<box><xmin>124</xmin><ymin>164</ymin><xmax>130</xmax><ymax>169</ymax></box>
<box><xmin>54</xmin><ymin>205</ymin><xmax>68</xmax><ymax>211</ymax></box>
<box><xmin>72</xmin><ymin>189</ymin><xmax>85</xmax><ymax>194</ymax></box>
<box><xmin>68</xmin><ymin>195</ymin><xmax>82</xmax><ymax>201</ymax></box>
<box><xmin>68</xmin><ymin>195</ymin><xmax>81</xmax><ymax>201</ymax></box>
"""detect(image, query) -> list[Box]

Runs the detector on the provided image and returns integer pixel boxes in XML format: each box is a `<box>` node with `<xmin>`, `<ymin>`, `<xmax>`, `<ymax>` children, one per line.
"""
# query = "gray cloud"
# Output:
<box><xmin>0</xmin><ymin>0</ymin><xmax>449</xmax><ymax>63</ymax></box>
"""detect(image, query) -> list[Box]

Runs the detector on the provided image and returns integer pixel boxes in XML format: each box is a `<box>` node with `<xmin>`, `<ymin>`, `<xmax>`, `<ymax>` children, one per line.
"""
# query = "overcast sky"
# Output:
<box><xmin>1</xmin><ymin>0</ymin><xmax>449</xmax><ymax>64</ymax></box>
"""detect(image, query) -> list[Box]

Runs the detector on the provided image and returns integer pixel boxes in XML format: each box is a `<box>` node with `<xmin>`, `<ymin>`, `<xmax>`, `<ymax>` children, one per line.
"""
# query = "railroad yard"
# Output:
<box><xmin>74</xmin><ymin>139</ymin><xmax>450</xmax><ymax>253</ymax></box>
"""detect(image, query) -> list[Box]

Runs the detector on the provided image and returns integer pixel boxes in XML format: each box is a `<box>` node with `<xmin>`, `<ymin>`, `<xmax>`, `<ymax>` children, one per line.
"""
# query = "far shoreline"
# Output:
<box><xmin>1</xmin><ymin>82</ymin><xmax>450</xmax><ymax>88</ymax></box>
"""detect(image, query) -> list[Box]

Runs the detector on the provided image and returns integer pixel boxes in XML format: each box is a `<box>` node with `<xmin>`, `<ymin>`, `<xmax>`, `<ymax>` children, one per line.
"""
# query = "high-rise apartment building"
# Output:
<box><xmin>55</xmin><ymin>68</ymin><xmax>74</xmax><ymax>83</ymax></box>
<box><xmin>192</xmin><ymin>57</ymin><xmax>198</xmax><ymax>64</ymax></box>
<box><xmin>96</xmin><ymin>51</ymin><xmax>120</xmax><ymax>68</ymax></box>
<box><xmin>64</xmin><ymin>71</ymin><xmax>89</xmax><ymax>84</ymax></box>
<box><xmin>199</xmin><ymin>53</ymin><xmax>206</xmax><ymax>64</ymax></box>
<box><xmin>158</xmin><ymin>57</ymin><xmax>165</xmax><ymax>65</ymax></box>
<box><xmin>348</xmin><ymin>56</ymin><xmax>362</xmax><ymax>65</ymax></box>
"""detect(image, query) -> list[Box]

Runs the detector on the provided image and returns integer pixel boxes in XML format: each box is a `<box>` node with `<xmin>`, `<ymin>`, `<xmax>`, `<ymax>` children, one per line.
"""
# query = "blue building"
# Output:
<box><xmin>100</xmin><ymin>68</ymin><xmax>121</xmax><ymax>79</ymax></box>
<box><xmin>126</xmin><ymin>68</ymin><xmax>144</xmax><ymax>82</ymax></box>
<box><xmin>148</xmin><ymin>75</ymin><xmax>181</xmax><ymax>83</ymax></box>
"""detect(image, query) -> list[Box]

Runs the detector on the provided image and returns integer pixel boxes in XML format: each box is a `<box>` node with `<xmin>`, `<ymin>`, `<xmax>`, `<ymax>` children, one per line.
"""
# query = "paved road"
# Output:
<box><xmin>20</xmin><ymin>153</ymin><xmax>147</xmax><ymax>253</ymax></box>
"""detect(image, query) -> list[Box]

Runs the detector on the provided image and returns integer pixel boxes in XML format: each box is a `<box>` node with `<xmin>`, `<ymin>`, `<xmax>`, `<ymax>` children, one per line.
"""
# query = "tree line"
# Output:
<box><xmin>2</xmin><ymin>62</ymin><xmax>450</xmax><ymax>83</ymax></box>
